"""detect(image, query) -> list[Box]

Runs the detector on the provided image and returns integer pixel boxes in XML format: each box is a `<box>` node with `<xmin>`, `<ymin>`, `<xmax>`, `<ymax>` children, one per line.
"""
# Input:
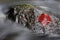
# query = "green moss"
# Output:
<box><xmin>14</xmin><ymin>4</ymin><xmax>34</xmax><ymax>12</ymax></box>
<box><xmin>15</xmin><ymin>4</ymin><xmax>34</xmax><ymax>9</ymax></box>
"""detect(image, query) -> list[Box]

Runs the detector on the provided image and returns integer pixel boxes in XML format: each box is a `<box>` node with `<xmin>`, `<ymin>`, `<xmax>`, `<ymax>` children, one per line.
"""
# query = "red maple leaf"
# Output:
<box><xmin>38</xmin><ymin>13</ymin><xmax>51</xmax><ymax>26</ymax></box>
